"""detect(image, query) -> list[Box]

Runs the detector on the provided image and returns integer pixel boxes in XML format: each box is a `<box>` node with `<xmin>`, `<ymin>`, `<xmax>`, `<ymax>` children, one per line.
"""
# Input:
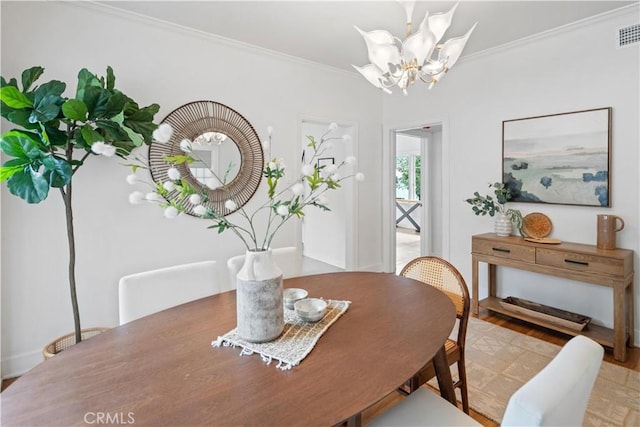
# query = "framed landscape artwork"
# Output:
<box><xmin>502</xmin><ymin>107</ymin><xmax>612</xmax><ymax>207</ymax></box>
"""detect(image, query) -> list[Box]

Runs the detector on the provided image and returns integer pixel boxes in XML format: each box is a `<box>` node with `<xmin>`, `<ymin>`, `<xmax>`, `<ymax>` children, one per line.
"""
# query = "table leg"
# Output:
<box><xmin>613</xmin><ymin>283</ymin><xmax>627</xmax><ymax>362</ymax></box>
<box><xmin>488</xmin><ymin>264</ymin><xmax>497</xmax><ymax>297</ymax></box>
<box><xmin>627</xmin><ymin>279</ymin><xmax>634</xmax><ymax>347</ymax></box>
<box><xmin>432</xmin><ymin>345</ymin><xmax>456</xmax><ymax>405</ymax></box>
<box><xmin>343</xmin><ymin>413</ymin><xmax>361</xmax><ymax>427</ymax></box>
<box><xmin>472</xmin><ymin>257</ymin><xmax>479</xmax><ymax>315</ymax></box>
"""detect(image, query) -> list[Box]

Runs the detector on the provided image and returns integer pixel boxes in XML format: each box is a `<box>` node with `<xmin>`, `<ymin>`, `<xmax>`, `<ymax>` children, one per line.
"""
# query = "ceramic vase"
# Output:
<box><xmin>236</xmin><ymin>249</ymin><xmax>284</xmax><ymax>343</ymax></box>
<box><xmin>494</xmin><ymin>212</ymin><xmax>512</xmax><ymax>237</ymax></box>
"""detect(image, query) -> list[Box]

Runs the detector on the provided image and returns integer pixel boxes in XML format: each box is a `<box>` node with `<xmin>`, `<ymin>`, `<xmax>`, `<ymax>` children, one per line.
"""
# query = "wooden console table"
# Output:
<box><xmin>471</xmin><ymin>233</ymin><xmax>634</xmax><ymax>361</ymax></box>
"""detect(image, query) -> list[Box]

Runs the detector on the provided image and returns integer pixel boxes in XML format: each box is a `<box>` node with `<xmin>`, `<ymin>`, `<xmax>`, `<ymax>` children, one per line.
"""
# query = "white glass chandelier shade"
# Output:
<box><xmin>353</xmin><ymin>1</ymin><xmax>476</xmax><ymax>95</ymax></box>
<box><xmin>194</xmin><ymin>131</ymin><xmax>228</xmax><ymax>146</ymax></box>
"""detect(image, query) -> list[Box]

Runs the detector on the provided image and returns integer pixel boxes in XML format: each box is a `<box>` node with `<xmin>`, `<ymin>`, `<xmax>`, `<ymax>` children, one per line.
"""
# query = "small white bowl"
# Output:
<box><xmin>294</xmin><ymin>298</ymin><xmax>328</xmax><ymax>322</ymax></box>
<box><xmin>283</xmin><ymin>288</ymin><xmax>308</xmax><ymax>310</ymax></box>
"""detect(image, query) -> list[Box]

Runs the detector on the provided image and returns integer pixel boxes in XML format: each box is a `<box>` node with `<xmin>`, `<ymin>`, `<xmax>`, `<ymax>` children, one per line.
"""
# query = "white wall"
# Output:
<box><xmin>0</xmin><ymin>1</ymin><xmax>383</xmax><ymax>376</ymax></box>
<box><xmin>384</xmin><ymin>6</ymin><xmax>640</xmax><ymax>341</ymax></box>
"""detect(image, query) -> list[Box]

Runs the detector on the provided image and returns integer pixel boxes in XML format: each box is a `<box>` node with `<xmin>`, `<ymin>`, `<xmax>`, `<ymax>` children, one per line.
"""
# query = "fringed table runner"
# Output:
<box><xmin>212</xmin><ymin>299</ymin><xmax>350</xmax><ymax>370</ymax></box>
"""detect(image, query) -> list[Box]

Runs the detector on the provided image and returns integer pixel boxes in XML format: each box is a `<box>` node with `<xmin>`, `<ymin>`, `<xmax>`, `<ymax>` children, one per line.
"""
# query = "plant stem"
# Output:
<box><xmin>60</xmin><ymin>183</ymin><xmax>81</xmax><ymax>344</ymax></box>
<box><xmin>62</xmin><ymin>139</ymin><xmax>81</xmax><ymax>344</ymax></box>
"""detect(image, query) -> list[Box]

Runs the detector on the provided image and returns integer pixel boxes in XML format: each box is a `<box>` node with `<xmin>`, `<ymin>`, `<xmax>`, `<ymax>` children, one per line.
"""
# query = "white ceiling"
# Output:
<box><xmin>97</xmin><ymin>1</ymin><xmax>635</xmax><ymax>72</ymax></box>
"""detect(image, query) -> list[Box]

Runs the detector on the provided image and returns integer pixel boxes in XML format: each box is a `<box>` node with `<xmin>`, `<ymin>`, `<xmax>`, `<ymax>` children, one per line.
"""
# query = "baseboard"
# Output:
<box><xmin>2</xmin><ymin>348</ymin><xmax>42</xmax><ymax>379</ymax></box>
<box><xmin>357</xmin><ymin>263</ymin><xmax>383</xmax><ymax>272</ymax></box>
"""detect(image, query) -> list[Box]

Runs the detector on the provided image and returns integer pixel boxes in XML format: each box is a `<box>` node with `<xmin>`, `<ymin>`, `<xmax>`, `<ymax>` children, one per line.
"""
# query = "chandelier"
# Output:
<box><xmin>193</xmin><ymin>131</ymin><xmax>227</xmax><ymax>146</ymax></box>
<box><xmin>353</xmin><ymin>1</ymin><xmax>476</xmax><ymax>95</ymax></box>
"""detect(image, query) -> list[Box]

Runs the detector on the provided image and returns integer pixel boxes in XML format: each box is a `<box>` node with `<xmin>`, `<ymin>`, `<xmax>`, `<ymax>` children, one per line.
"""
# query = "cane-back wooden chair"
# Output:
<box><xmin>399</xmin><ymin>256</ymin><xmax>471</xmax><ymax>414</ymax></box>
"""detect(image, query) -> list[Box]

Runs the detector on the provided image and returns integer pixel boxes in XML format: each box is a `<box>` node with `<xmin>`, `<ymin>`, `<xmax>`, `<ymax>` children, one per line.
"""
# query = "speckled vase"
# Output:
<box><xmin>236</xmin><ymin>249</ymin><xmax>284</xmax><ymax>343</ymax></box>
<box><xmin>494</xmin><ymin>212</ymin><xmax>512</xmax><ymax>236</ymax></box>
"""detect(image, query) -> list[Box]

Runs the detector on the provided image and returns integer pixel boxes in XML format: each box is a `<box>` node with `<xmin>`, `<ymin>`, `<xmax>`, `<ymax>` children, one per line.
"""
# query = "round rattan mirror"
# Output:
<box><xmin>149</xmin><ymin>101</ymin><xmax>263</xmax><ymax>217</ymax></box>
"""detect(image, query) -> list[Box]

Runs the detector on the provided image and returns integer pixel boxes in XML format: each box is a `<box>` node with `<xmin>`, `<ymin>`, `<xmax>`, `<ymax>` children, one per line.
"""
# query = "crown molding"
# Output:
<box><xmin>67</xmin><ymin>1</ymin><xmax>638</xmax><ymax>75</ymax></box>
<box><xmin>70</xmin><ymin>1</ymin><xmax>360</xmax><ymax>80</ymax></box>
<box><xmin>462</xmin><ymin>3</ymin><xmax>640</xmax><ymax>63</ymax></box>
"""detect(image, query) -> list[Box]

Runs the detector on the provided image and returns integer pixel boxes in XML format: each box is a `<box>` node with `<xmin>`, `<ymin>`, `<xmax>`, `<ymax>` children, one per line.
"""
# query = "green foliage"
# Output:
<box><xmin>466</xmin><ymin>182</ymin><xmax>523</xmax><ymax>234</ymax></box>
<box><xmin>0</xmin><ymin>66</ymin><xmax>160</xmax><ymax>204</ymax></box>
<box><xmin>0</xmin><ymin>66</ymin><xmax>160</xmax><ymax>342</ymax></box>
<box><xmin>465</xmin><ymin>182</ymin><xmax>512</xmax><ymax>217</ymax></box>
<box><xmin>395</xmin><ymin>155</ymin><xmax>421</xmax><ymax>199</ymax></box>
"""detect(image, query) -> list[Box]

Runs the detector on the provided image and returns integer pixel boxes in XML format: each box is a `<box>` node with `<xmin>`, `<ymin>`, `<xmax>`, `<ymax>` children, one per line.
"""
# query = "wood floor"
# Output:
<box><xmin>3</xmin><ymin>310</ymin><xmax>638</xmax><ymax>427</ymax></box>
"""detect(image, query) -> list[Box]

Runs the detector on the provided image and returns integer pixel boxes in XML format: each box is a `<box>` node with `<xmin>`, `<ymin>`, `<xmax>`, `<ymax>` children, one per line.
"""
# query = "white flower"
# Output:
<box><xmin>261</xmin><ymin>139</ymin><xmax>270</xmax><ymax>151</ymax></box>
<box><xmin>128</xmin><ymin>191</ymin><xmax>144</xmax><ymax>204</ymax></box>
<box><xmin>276</xmin><ymin>205</ymin><xmax>289</xmax><ymax>216</ymax></box>
<box><xmin>225</xmin><ymin>200</ymin><xmax>237</xmax><ymax>210</ymax></box>
<box><xmin>267</xmin><ymin>125</ymin><xmax>274</xmax><ymax>136</ymax></box>
<box><xmin>324</xmin><ymin>164</ymin><xmax>338</xmax><ymax>175</ymax></box>
<box><xmin>101</xmin><ymin>144</ymin><xmax>116</xmax><ymax>157</ymax></box>
<box><xmin>153</xmin><ymin>123</ymin><xmax>173</xmax><ymax>143</ymax></box>
<box><xmin>342</xmin><ymin>134</ymin><xmax>352</xmax><ymax>142</ymax></box>
<box><xmin>330</xmin><ymin>173</ymin><xmax>341</xmax><ymax>181</ymax></box>
<box><xmin>126</xmin><ymin>173</ymin><xmax>138</xmax><ymax>185</ymax></box>
<box><xmin>145</xmin><ymin>192</ymin><xmax>164</xmax><ymax>202</ymax></box>
<box><xmin>345</xmin><ymin>156</ymin><xmax>356</xmax><ymax>165</ymax></box>
<box><xmin>301</xmin><ymin>164</ymin><xmax>315</xmax><ymax>176</ymax></box>
<box><xmin>91</xmin><ymin>141</ymin><xmax>105</xmax><ymax>154</ymax></box>
<box><xmin>167</xmin><ymin>167</ymin><xmax>181</xmax><ymax>180</ymax></box>
<box><xmin>164</xmin><ymin>206</ymin><xmax>179</xmax><ymax>219</ymax></box>
<box><xmin>163</xmin><ymin>181</ymin><xmax>175</xmax><ymax>192</ymax></box>
<box><xmin>328</xmin><ymin>122</ymin><xmax>338</xmax><ymax>131</ymax></box>
<box><xmin>189</xmin><ymin>194</ymin><xmax>202</xmax><ymax>205</ymax></box>
<box><xmin>180</xmin><ymin>139</ymin><xmax>192</xmax><ymax>153</ymax></box>
<box><xmin>291</xmin><ymin>183</ymin><xmax>304</xmax><ymax>196</ymax></box>
<box><xmin>268</xmin><ymin>161</ymin><xmax>277</xmax><ymax>170</ymax></box>
<box><xmin>355</xmin><ymin>172</ymin><xmax>365</xmax><ymax>182</ymax></box>
<box><xmin>90</xmin><ymin>141</ymin><xmax>115</xmax><ymax>157</ymax></box>
<box><xmin>193</xmin><ymin>205</ymin><xmax>207</xmax><ymax>216</ymax></box>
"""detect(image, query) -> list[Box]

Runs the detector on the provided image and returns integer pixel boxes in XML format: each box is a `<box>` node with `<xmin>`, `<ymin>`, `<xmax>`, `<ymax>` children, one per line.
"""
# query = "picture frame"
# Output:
<box><xmin>317</xmin><ymin>157</ymin><xmax>335</xmax><ymax>168</ymax></box>
<box><xmin>502</xmin><ymin>107</ymin><xmax>612</xmax><ymax>207</ymax></box>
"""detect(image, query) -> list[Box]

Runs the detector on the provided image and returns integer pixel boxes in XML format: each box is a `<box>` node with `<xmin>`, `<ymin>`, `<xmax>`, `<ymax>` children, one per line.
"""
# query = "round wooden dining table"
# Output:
<box><xmin>2</xmin><ymin>272</ymin><xmax>456</xmax><ymax>426</ymax></box>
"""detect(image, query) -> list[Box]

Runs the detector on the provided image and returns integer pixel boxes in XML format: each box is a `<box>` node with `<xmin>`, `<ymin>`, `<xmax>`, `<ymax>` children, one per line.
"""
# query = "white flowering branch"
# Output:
<box><xmin>125</xmin><ymin>122</ymin><xmax>364</xmax><ymax>252</ymax></box>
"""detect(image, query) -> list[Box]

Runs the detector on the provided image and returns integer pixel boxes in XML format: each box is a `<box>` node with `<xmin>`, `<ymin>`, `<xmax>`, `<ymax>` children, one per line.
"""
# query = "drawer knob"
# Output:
<box><xmin>564</xmin><ymin>259</ymin><xmax>589</xmax><ymax>266</ymax></box>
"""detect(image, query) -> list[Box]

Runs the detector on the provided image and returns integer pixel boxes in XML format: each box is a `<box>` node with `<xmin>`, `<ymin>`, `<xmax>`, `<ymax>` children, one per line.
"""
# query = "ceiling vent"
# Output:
<box><xmin>618</xmin><ymin>24</ymin><xmax>640</xmax><ymax>47</ymax></box>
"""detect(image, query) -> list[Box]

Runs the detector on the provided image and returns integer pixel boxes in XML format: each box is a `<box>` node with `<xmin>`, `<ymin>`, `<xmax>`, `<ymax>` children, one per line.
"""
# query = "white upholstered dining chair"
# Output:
<box><xmin>226</xmin><ymin>246</ymin><xmax>302</xmax><ymax>289</ymax></box>
<box><xmin>118</xmin><ymin>260</ymin><xmax>221</xmax><ymax>324</ymax></box>
<box><xmin>368</xmin><ymin>334</ymin><xmax>604</xmax><ymax>427</ymax></box>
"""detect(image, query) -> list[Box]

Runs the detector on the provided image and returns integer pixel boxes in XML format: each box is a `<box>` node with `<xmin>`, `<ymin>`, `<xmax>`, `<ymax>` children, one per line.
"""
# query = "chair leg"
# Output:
<box><xmin>458</xmin><ymin>357</ymin><xmax>469</xmax><ymax>414</ymax></box>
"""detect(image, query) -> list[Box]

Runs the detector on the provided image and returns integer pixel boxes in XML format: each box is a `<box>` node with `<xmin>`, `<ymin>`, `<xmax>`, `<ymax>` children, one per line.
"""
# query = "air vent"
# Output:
<box><xmin>618</xmin><ymin>24</ymin><xmax>640</xmax><ymax>47</ymax></box>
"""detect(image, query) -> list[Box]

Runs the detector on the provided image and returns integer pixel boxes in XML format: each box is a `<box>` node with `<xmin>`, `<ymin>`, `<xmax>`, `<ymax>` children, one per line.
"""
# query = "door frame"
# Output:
<box><xmin>382</xmin><ymin>117</ymin><xmax>451</xmax><ymax>273</ymax></box>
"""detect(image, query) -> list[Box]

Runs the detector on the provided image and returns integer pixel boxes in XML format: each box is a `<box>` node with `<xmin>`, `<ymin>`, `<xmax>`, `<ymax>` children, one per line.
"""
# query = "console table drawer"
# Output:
<box><xmin>536</xmin><ymin>248</ymin><xmax>624</xmax><ymax>277</ymax></box>
<box><xmin>473</xmin><ymin>240</ymin><xmax>535</xmax><ymax>262</ymax></box>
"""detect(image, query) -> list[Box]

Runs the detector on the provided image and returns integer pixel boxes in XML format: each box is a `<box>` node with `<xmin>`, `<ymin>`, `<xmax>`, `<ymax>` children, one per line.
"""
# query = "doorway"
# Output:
<box><xmin>299</xmin><ymin>119</ymin><xmax>356</xmax><ymax>270</ymax></box>
<box><xmin>384</xmin><ymin>121</ymin><xmax>446</xmax><ymax>273</ymax></box>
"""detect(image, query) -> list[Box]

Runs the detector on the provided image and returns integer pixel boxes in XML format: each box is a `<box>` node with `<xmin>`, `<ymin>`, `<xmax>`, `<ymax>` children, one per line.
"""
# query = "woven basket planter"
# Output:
<box><xmin>42</xmin><ymin>327</ymin><xmax>110</xmax><ymax>360</ymax></box>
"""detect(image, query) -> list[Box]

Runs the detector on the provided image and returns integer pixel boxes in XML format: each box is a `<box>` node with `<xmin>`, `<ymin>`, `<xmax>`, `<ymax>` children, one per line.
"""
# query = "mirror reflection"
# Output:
<box><xmin>189</xmin><ymin>132</ymin><xmax>241</xmax><ymax>189</ymax></box>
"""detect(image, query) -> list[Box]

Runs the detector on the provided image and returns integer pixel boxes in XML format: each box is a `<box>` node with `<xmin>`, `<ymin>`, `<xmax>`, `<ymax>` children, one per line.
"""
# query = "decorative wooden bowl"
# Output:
<box><xmin>522</xmin><ymin>212</ymin><xmax>552</xmax><ymax>238</ymax></box>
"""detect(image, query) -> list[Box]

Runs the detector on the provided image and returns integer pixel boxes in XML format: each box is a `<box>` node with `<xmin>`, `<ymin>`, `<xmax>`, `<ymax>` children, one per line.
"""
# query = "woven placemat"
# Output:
<box><xmin>212</xmin><ymin>299</ymin><xmax>350</xmax><ymax>370</ymax></box>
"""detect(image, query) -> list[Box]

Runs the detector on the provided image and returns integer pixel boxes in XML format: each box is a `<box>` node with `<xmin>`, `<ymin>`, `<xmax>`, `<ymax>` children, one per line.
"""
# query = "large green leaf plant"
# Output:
<box><xmin>0</xmin><ymin>66</ymin><xmax>160</xmax><ymax>344</ymax></box>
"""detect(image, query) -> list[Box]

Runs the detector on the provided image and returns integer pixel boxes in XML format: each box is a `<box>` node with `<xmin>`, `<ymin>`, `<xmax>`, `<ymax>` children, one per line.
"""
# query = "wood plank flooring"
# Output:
<box><xmin>3</xmin><ymin>310</ymin><xmax>638</xmax><ymax>427</ymax></box>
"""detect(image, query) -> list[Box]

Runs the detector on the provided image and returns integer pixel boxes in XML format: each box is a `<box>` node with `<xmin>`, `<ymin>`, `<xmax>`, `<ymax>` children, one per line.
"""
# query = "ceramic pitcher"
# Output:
<box><xmin>597</xmin><ymin>214</ymin><xmax>624</xmax><ymax>250</ymax></box>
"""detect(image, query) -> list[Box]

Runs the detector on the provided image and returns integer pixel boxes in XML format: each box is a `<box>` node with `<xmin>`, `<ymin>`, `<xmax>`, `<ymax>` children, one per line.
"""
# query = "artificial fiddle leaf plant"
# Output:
<box><xmin>0</xmin><ymin>66</ymin><xmax>160</xmax><ymax>345</ymax></box>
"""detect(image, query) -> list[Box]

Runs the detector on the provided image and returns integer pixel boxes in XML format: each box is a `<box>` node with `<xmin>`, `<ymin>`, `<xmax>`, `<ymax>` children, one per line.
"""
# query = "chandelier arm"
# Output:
<box><xmin>378</xmin><ymin>71</ymin><xmax>407</xmax><ymax>89</ymax></box>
